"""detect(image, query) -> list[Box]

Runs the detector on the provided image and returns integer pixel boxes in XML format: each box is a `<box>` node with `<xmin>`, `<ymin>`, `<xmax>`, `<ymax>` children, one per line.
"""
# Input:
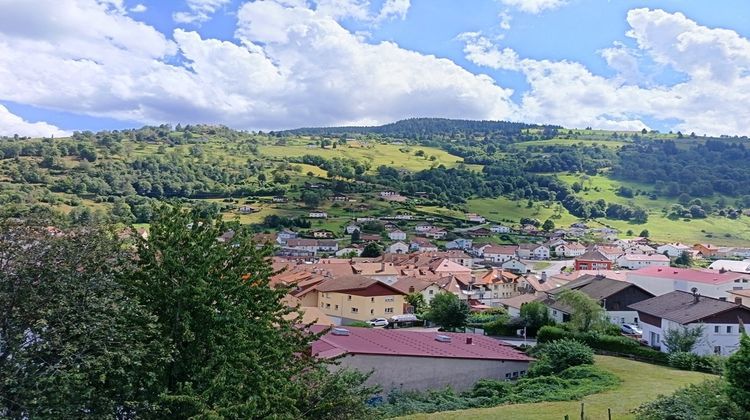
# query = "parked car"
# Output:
<box><xmin>390</xmin><ymin>314</ymin><xmax>418</xmax><ymax>322</ymax></box>
<box><xmin>368</xmin><ymin>318</ymin><xmax>389</xmax><ymax>327</ymax></box>
<box><xmin>621</xmin><ymin>324</ymin><xmax>643</xmax><ymax>335</ymax></box>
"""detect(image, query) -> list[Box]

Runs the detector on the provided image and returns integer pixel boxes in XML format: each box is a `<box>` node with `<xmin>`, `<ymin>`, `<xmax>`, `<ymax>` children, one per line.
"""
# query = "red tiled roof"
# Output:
<box><xmin>629</xmin><ymin>266</ymin><xmax>748</xmax><ymax>284</ymax></box>
<box><xmin>310</xmin><ymin>326</ymin><xmax>533</xmax><ymax>361</ymax></box>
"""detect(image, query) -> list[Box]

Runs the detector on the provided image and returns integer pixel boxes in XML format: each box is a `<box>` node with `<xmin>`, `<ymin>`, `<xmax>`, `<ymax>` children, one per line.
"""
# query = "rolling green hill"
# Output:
<box><xmin>2</xmin><ymin>119</ymin><xmax>750</xmax><ymax>245</ymax></box>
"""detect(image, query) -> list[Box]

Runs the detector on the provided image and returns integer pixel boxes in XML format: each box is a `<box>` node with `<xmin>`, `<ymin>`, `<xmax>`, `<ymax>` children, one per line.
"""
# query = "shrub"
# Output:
<box><xmin>531</xmin><ymin>339</ymin><xmax>594</xmax><ymax>376</ymax></box>
<box><xmin>634</xmin><ymin>379</ymin><xmax>748</xmax><ymax>420</ymax></box>
<box><xmin>668</xmin><ymin>352</ymin><xmax>699</xmax><ymax>370</ymax></box>
<box><xmin>668</xmin><ymin>352</ymin><xmax>725</xmax><ymax>374</ymax></box>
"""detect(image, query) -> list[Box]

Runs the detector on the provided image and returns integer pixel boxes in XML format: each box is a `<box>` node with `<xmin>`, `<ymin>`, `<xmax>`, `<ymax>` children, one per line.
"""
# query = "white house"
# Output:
<box><xmin>630</xmin><ymin>291</ymin><xmax>750</xmax><ymax>356</ymax></box>
<box><xmin>656</xmin><ymin>243</ymin><xmax>691</xmax><ymax>258</ymax></box>
<box><xmin>626</xmin><ymin>266</ymin><xmax>750</xmax><ymax>299</ymax></box>
<box><xmin>445</xmin><ymin>238</ymin><xmax>473</xmax><ymax>250</ymax></box>
<box><xmin>516</xmin><ymin>244</ymin><xmax>549</xmax><ymax>260</ymax></box>
<box><xmin>483</xmin><ymin>245</ymin><xmax>519</xmax><ymax>263</ymax></box>
<box><xmin>501</xmin><ymin>258</ymin><xmax>530</xmax><ymax>274</ymax></box>
<box><xmin>616</xmin><ymin>254</ymin><xmax>670</xmax><ymax>270</ymax></box>
<box><xmin>423</xmin><ymin>228</ymin><xmax>447</xmax><ymax>239</ymax></box>
<box><xmin>707</xmin><ymin>260</ymin><xmax>750</xmax><ymax>274</ymax></box>
<box><xmin>465</xmin><ymin>213</ymin><xmax>486</xmax><ymax>223</ymax></box>
<box><xmin>308</xmin><ymin>211</ymin><xmax>328</xmax><ymax>219</ymax></box>
<box><xmin>531</xmin><ymin>245</ymin><xmax>550</xmax><ymax>260</ymax></box>
<box><xmin>470</xmin><ymin>243</ymin><xmax>492</xmax><ymax>258</ymax></box>
<box><xmin>336</xmin><ymin>246</ymin><xmax>363</xmax><ymax>257</ymax></box>
<box><xmin>388</xmin><ymin>229</ymin><xmax>407</xmax><ymax>241</ymax></box>
<box><xmin>276</xmin><ymin>229</ymin><xmax>298</xmax><ymax>245</ymax></box>
<box><xmin>555</xmin><ymin>242</ymin><xmax>586</xmax><ymax>258</ymax></box>
<box><xmin>415</xmin><ymin>223</ymin><xmax>434</xmax><ymax>233</ymax></box>
<box><xmin>345</xmin><ymin>224</ymin><xmax>361</xmax><ymax>234</ymax></box>
<box><xmin>388</xmin><ymin>242</ymin><xmax>410</xmax><ymax>254</ymax></box>
<box><xmin>490</xmin><ymin>225</ymin><xmax>511</xmax><ymax>234</ymax></box>
<box><xmin>410</xmin><ymin>238</ymin><xmax>439</xmax><ymax>252</ymax></box>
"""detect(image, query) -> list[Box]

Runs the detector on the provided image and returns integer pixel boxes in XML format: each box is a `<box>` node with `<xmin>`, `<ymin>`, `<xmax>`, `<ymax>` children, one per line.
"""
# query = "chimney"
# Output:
<box><xmin>466</xmin><ymin>337</ymin><xmax>473</xmax><ymax>345</ymax></box>
<box><xmin>691</xmin><ymin>287</ymin><xmax>700</xmax><ymax>303</ymax></box>
<box><xmin>379</xmin><ymin>262</ymin><xmax>385</xmax><ymax>273</ymax></box>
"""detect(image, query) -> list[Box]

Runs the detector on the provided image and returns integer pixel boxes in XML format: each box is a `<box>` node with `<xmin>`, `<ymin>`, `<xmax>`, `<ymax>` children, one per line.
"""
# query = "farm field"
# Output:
<box><xmin>401</xmin><ymin>356</ymin><xmax>712</xmax><ymax>420</ymax></box>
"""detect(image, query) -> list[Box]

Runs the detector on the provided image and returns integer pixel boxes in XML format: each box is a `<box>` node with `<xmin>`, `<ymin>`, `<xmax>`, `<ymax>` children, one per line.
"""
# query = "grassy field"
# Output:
<box><xmin>258</xmin><ymin>141</ymin><xmax>465</xmax><ymax>172</ymax></box>
<box><xmin>466</xmin><ymin>196</ymin><xmax>580</xmax><ymax>227</ymax></box>
<box><xmin>401</xmin><ymin>356</ymin><xmax>712</xmax><ymax>420</ymax></box>
<box><xmin>514</xmin><ymin>138</ymin><xmax>628</xmax><ymax>149</ymax></box>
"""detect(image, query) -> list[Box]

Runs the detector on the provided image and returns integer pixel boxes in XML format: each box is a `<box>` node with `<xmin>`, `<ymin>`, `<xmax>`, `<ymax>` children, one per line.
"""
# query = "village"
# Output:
<box><xmin>244</xmin><ymin>197</ymin><xmax>750</xmax><ymax>397</ymax></box>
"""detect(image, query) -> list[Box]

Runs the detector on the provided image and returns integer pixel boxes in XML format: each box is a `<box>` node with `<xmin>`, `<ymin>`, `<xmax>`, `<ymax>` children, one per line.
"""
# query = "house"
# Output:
<box><xmin>360</xmin><ymin>234</ymin><xmax>382</xmax><ymax>243</ymax></box>
<box><xmin>336</xmin><ymin>246</ymin><xmax>363</xmax><ymax>257</ymax></box>
<box><xmin>693</xmin><ymin>243</ymin><xmax>720</xmax><ymax>258</ymax></box>
<box><xmin>626</xmin><ymin>266</ymin><xmax>750</xmax><ymax>299</ymax></box>
<box><xmin>465</xmin><ymin>213</ymin><xmax>486</xmax><ymax>223</ymax></box>
<box><xmin>594</xmin><ymin>245</ymin><xmax>623</xmax><ymax>262</ymax></box>
<box><xmin>708</xmin><ymin>259</ymin><xmax>750</xmax><ymax>274</ymax></box>
<box><xmin>272</xmin><ymin>196</ymin><xmax>288</xmax><ymax>203</ymax></box>
<box><xmin>616</xmin><ymin>253</ymin><xmax>670</xmax><ymax>270</ymax></box>
<box><xmin>656</xmin><ymin>243</ymin><xmax>691</xmax><ymax>258</ymax></box>
<box><xmin>277</xmin><ymin>229</ymin><xmax>298</xmax><ymax>245</ymax></box>
<box><xmin>252</xmin><ymin>233</ymin><xmax>278</xmax><ymax>246</ymax></box>
<box><xmin>331</xmin><ymin>194</ymin><xmax>350</xmax><ymax>202</ymax></box>
<box><xmin>316</xmin><ymin>240</ymin><xmax>339</xmax><ymax>254</ymax></box>
<box><xmin>308</xmin><ymin>211</ymin><xmax>328</xmax><ymax>219</ymax></box>
<box><xmin>315</xmin><ymin>275</ymin><xmax>407</xmax><ymax>324</ymax></box>
<box><xmin>555</xmin><ymin>242</ymin><xmax>586</xmax><ymax>258</ymax></box>
<box><xmin>352</xmin><ymin>262</ymin><xmax>400</xmax><ymax>285</ymax></box>
<box><xmin>518</xmin><ymin>272</ymin><xmax>570</xmax><ymax>295</ymax></box>
<box><xmin>543</xmin><ymin>275</ymin><xmax>654</xmax><ymax>325</ymax></box>
<box><xmin>727</xmin><ymin>289</ymin><xmax>750</xmax><ymax>306</ymax></box>
<box><xmin>238</xmin><ymin>205</ymin><xmax>257</xmax><ymax>214</ymax></box>
<box><xmin>470</xmin><ymin>242</ymin><xmax>493</xmax><ymax>257</ymax></box>
<box><xmin>445</xmin><ymin>238</ymin><xmax>473</xmax><ymax>250</ymax></box>
<box><xmin>286</xmin><ymin>238</ymin><xmax>319</xmax><ymax>254</ymax></box>
<box><xmin>497</xmin><ymin>294</ymin><xmax>540</xmax><ymax>317</ymax></box>
<box><xmin>490</xmin><ymin>225</ymin><xmax>511</xmax><ymax>234</ymax></box>
<box><xmin>345</xmin><ymin>224</ymin><xmax>361</xmax><ymax>234</ymax></box>
<box><xmin>379</xmin><ymin>191</ymin><xmax>398</xmax><ymax>197</ymax></box>
<box><xmin>483</xmin><ymin>245</ymin><xmax>519</xmax><ymax>263</ymax></box>
<box><xmin>311</xmin><ymin>327</ymin><xmax>533</xmax><ymax>395</ymax></box>
<box><xmin>730</xmin><ymin>248</ymin><xmax>750</xmax><ymax>258</ymax></box>
<box><xmin>410</xmin><ymin>237</ymin><xmax>438</xmax><ymax>252</ymax></box>
<box><xmin>622</xmin><ymin>243</ymin><xmax>657</xmax><ymax>255</ymax></box>
<box><xmin>311</xmin><ymin>229</ymin><xmax>335</xmax><ymax>239</ymax></box>
<box><xmin>356</xmin><ymin>217</ymin><xmax>376</xmax><ymax>223</ymax></box>
<box><xmin>392</xmin><ymin>276</ymin><xmax>454</xmax><ymax>305</ymax></box>
<box><xmin>517</xmin><ymin>244</ymin><xmax>549</xmax><ymax>260</ymax></box>
<box><xmin>629</xmin><ymin>291</ymin><xmax>750</xmax><ymax>355</ymax></box>
<box><xmin>415</xmin><ymin>223</ymin><xmax>434</xmax><ymax>233</ymax></box>
<box><xmin>545</xmin><ymin>238</ymin><xmax>567</xmax><ymax>249</ymax></box>
<box><xmin>574</xmin><ymin>250</ymin><xmax>613</xmax><ymax>271</ymax></box>
<box><xmin>388</xmin><ymin>229</ymin><xmax>407</xmax><ymax>241</ymax></box>
<box><xmin>467</xmin><ymin>227</ymin><xmax>493</xmax><ymax>237</ymax></box>
<box><xmin>501</xmin><ymin>258</ymin><xmax>530</xmax><ymax>274</ymax></box>
<box><xmin>423</xmin><ymin>228</ymin><xmax>447</xmax><ymax>239</ymax></box>
<box><xmin>480</xmin><ymin>269</ymin><xmax>521</xmax><ymax>301</ymax></box>
<box><xmin>388</xmin><ymin>242</ymin><xmax>410</xmax><ymax>254</ymax></box>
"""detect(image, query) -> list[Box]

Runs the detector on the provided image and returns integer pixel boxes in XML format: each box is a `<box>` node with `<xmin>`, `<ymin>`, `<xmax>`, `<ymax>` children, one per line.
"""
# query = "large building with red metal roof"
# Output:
<box><xmin>310</xmin><ymin>326</ymin><xmax>532</xmax><ymax>394</ymax></box>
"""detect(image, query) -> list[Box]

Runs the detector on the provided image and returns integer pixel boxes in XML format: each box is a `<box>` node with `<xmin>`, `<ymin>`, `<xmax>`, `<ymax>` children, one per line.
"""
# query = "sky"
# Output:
<box><xmin>1</xmin><ymin>0</ymin><xmax>750</xmax><ymax>137</ymax></box>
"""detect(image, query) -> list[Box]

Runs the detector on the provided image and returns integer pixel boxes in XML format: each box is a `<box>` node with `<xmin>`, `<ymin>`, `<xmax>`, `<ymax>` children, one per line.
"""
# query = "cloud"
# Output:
<box><xmin>0</xmin><ymin>105</ymin><xmax>68</xmax><ymax>137</ymax></box>
<box><xmin>498</xmin><ymin>0</ymin><xmax>567</xmax><ymax>14</ymax></box>
<box><xmin>173</xmin><ymin>0</ymin><xmax>231</xmax><ymax>24</ymax></box>
<box><xmin>130</xmin><ymin>3</ymin><xmax>147</xmax><ymax>13</ymax></box>
<box><xmin>0</xmin><ymin>0</ymin><xmax>516</xmax><ymax>130</ymax></box>
<box><xmin>498</xmin><ymin>10</ymin><xmax>512</xmax><ymax>30</ymax></box>
<box><xmin>376</xmin><ymin>0</ymin><xmax>410</xmax><ymax>21</ymax></box>
<box><xmin>460</xmin><ymin>8</ymin><xmax>750</xmax><ymax>135</ymax></box>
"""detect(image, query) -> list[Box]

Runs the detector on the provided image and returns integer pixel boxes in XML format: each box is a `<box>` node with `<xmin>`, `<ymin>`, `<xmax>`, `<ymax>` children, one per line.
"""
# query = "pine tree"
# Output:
<box><xmin>726</xmin><ymin>333</ymin><xmax>750</xmax><ymax>411</ymax></box>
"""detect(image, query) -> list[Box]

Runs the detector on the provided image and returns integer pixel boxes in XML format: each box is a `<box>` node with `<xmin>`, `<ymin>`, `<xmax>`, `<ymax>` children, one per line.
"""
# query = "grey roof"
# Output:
<box><xmin>544</xmin><ymin>275</ymin><xmax>652</xmax><ymax>313</ymax></box>
<box><xmin>576</xmin><ymin>249</ymin><xmax>610</xmax><ymax>261</ymax></box>
<box><xmin>628</xmin><ymin>290</ymin><xmax>749</xmax><ymax>324</ymax></box>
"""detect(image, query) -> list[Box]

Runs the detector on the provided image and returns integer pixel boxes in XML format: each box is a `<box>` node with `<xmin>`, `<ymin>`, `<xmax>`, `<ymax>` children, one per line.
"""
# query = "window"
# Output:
<box><xmin>714</xmin><ymin>346</ymin><xmax>722</xmax><ymax>355</ymax></box>
<box><xmin>385</xmin><ymin>297</ymin><xmax>394</xmax><ymax>302</ymax></box>
<box><xmin>505</xmin><ymin>373</ymin><xmax>511</xmax><ymax>379</ymax></box>
<box><xmin>385</xmin><ymin>307</ymin><xmax>394</xmax><ymax>313</ymax></box>
<box><xmin>335</xmin><ymin>305</ymin><xmax>339</xmax><ymax>310</ymax></box>
<box><xmin>719</xmin><ymin>297</ymin><xmax>727</xmax><ymax>301</ymax></box>
<box><xmin>736</xmin><ymin>297</ymin><xmax>743</xmax><ymax>304</ymax></box>
<box><xmin>370</xmin><ymin>309</ymin><xmax>374</xmax><ymax>315</ymax></box>
<box><xmin>715</xmin><ymin>326</ymin><xmax>720</xmax><ymax>333</ymax></box>
<box><xmin>351</xmin><ymin>307</ymin><xmax>359</xmax><ymax>313</ymax></box>
<box><xmin>428</xmin><ymin>290</ymin><xmax>434</xmax><ymax>295</ymax></box>
<box><xmin>371</xmin><ymin>297</ymin><xmax>374</xmax><ymax>302</ymax></box>
<box><xmin>634</xmin><ymin>317</ymin><xmax>638</xmax><ymax>323</ymax></box>
<box><xmin>325</xmin><ymin>304</ymin><xmax>330</xmax><ymax>309</ymax></box>
<box><xmin>727</xmin><ymin>326</ymin><xmax>733</xmax><ymax>334</ymax></box>
<box><xmin>348</xmin><ymin>295</ymin><xmax>352</xmax><ymax>301</ymax></box>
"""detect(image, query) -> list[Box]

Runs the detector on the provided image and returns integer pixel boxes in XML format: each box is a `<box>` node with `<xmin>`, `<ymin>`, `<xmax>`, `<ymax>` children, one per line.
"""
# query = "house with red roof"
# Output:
<box><xmin>626</xmin><ymin>266</ymin><xmax>750</xmax><ymax>299</ymax></box>
<box><xmin>311</xmin><ymin>326</ymin><xmax>533</xmax><ymax>394</ymax></box>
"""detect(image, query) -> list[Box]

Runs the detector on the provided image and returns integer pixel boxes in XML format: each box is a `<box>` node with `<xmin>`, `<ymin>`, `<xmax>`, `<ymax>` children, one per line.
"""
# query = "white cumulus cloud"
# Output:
<box><xmin>0</xmin><ymin>105</ymin><xmax>68</xmax><ymax>137</ymax></box>
<box><xmin>498</xmin><ymin>0</ymin><xmax>567</xmax><ymax>14</ymax></box>
<box><xmin>173</xmin><ymin>0</ymin><xmax>231</xmax><ymax>24</ymax></box>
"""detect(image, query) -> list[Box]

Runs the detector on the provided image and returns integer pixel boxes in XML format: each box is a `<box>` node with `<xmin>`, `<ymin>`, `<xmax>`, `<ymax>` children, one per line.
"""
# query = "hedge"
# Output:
<box><xmin>537</xmin><ymin>326</ymin><xmax>669</xmax><ymax>365</ymax></box>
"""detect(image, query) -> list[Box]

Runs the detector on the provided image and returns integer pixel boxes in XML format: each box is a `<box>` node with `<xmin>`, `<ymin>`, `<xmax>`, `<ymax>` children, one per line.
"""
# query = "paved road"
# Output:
<box><xmin>522</xmin><ymin>259</ymin><xmax>574</xmax><ymax>276</ymax></box>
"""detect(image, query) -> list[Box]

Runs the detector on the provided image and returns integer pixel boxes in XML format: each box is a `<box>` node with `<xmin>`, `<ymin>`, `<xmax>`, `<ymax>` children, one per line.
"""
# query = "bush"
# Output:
<box><xmin>536</xmin><ymin>326</ymin><xmax>669</xmax><ymax>365</ymax></box>
<box><xmin>529</xmin><ymin>339</ymin><xmax>594</xmax><ymax>377</ymax></box>
<box><xmin>634</xmin><ymin>379</ymin><xmax>748</xmax><ymax>420</ymax></box>
<box><xmin>668</xmin><ymin>352</ymin><xmax>725</xmax><ymax>374</ymax></box>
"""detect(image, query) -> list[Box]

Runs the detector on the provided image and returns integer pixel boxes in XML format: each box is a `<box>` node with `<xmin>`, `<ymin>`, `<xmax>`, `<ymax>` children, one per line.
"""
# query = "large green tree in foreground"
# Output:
<box><xmin>126</xmin><ymin>205</ymin><xmax>375</xmax><ymax>418</ymax></box>
<box><xmin>425</xmin><ymin>292</ymin><xmax>470</xmax><ymax>332</ymax></box>
<box><xmin>0</xmin><ymin>221</ymin><xmax>168</xmax><ymax>418</ymax></box>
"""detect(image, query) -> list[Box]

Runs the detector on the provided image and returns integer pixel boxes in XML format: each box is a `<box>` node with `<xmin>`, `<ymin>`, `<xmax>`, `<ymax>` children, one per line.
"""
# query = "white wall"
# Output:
<box><xmin>607</xmin><ymin>310</ymin><xmax>640</xmax><ymax>325</ymax></box>
<box><xmin>616</xmin><ymin>258</ymin><xmax>670</xmax><ymax>270</ymax></box>
<box><xmin>627</xmin><ymin>274</ymin><xmax>737</xmax><ymax>299</ymax></box>
<box><xmin>643</xmin><ymin>318</ymin><xmax>744</xmax><ymax>356</ymax></box>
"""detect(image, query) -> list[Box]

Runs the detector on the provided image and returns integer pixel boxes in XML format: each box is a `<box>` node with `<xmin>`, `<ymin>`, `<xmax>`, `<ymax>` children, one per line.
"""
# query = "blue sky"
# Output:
<box><xmin>1</xmin><ymin>0</ymin><xmax>750</xmax><ymax>136</ymax></box>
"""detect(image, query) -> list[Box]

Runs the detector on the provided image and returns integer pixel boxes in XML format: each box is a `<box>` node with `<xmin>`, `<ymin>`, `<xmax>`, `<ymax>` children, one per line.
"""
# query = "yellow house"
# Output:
<box><xmin>315</xmin><ymin>275</ymin><xmax>407</xmax><ymax>324</ymax></box>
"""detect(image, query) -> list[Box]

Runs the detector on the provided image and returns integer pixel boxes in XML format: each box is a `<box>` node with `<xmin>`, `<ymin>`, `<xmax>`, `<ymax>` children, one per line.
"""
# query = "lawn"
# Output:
<box><xmin>401</xmin><ymin>356</ymin><xmax>712</xmax><ymax>420</ymax></box>
<box><xmin>514</xmin><ymin>138</ymin><xmax>628</xmax><ymax>149</ymax></box>
<box><xmin>466</xmin><ymin>196</ymin><xmax>580</xmax><ymax>227</ymax></box>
